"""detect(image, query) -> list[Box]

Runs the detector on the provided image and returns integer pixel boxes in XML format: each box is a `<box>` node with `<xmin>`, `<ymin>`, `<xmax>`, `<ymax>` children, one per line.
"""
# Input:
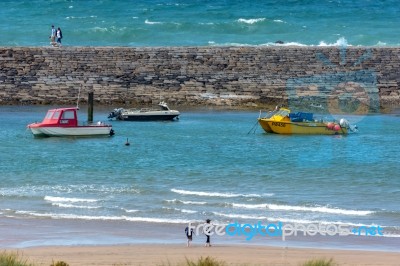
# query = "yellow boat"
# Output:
<box><xmin>258</xmin><ymin>107</ymin><xmax>356</xmax><ymax>135</ymax></box>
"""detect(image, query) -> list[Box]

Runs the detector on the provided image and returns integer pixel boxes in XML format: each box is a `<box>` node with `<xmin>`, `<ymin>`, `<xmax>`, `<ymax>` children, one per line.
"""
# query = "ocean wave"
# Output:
<box><xmin>208</xmin><ymin>37</ymin><xmax>356</xmax><ymax>47</ymax></box>
<box><xmin>145</xmin><ymin>19</ymin><xmax>163</xmax><ymax>25</ymax></box>
<box><xmin>51</xmin><ymin>203</ymin><xmax>100</xmax><ymax>209</ymax></box>
<box><xmin>213</xmin><ymin>212</ymin><xmax>383</xmax><ymax>228</ymax></box>
<box><xmin>14</xmin><ymin>211</ymin><xmax>192</xmax><ymax>224</ymax></box>
<box><xmin>1</xmin><ymin>185</ymin><xmax>140</xmax><ymax>197</ymax></box>
<box><xmin>376</xmin><ymin>41</ymin><xmax>387</xmax><ymax>46</ymax></box>
<box><xmin>164</xmin><ymin>199</ymin><xmax>207</xmax><ymax>205</ymax></box>
<box><xmin>213</xmin><ymin>212</ymin><xmax>268</xmax><ymax>220</ymax></box>
<box><xmin>171</xmin><ymin>188</ymin><xmax>271</xmax><ymax>198</ymax></box>
<box><xmin>175</xmin><ymin>208</ymin><xmax>197</xmax><ymax>214</ymax></box>
<box><xmin>237</xmin><ymin>18</ymin><xmax>265</xmax><ymax>24</ymax></box>
<box><xmin>122</xmin><ymin>208</ymin><xmax>139</xmax><ymax>213</ymax></box>
<box><xmin>65</xmin><ymin>15</ymin><xmax>97</xmax><ymax>20</ymax></box>
<box><xmin>231</xmin><ymin>203</ymin><xmax>373</xmax><ymax>216</ymax></box>
<box><xmin>44</xmin><ymin>196</ymin><xmax>98</xmax><ymax>203</ymax></box>
<box><xmin>318</xmin><ymin>37</ymin><xmax>349</xmax><ymax>47</ymax></box>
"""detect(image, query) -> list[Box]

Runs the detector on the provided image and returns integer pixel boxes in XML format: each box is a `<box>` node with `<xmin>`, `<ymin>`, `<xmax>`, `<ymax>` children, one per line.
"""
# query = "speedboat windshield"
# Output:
<box><xmin>277</xmin><ymin>109</ymin><xmax>290</xmax><ymax>117</ymax></box>
<box><xmin>44</xmin><ymin>111</ymin><xmax>54</xmax><ymax>119</ymax></box>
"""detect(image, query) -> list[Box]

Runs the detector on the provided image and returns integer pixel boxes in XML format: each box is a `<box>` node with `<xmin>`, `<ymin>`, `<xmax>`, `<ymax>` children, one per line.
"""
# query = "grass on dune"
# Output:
<box><xmin>1</xmin><ymin>251</ymin><xmax>336</xmax><ymax>266</ymax></box>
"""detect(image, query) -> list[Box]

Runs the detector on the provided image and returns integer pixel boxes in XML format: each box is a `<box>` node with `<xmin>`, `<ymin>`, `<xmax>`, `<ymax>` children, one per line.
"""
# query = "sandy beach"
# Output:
<box><xmin>8</xmin><ymin>244</ymin><xmax>399</xmax><ymax>266</ymax></box>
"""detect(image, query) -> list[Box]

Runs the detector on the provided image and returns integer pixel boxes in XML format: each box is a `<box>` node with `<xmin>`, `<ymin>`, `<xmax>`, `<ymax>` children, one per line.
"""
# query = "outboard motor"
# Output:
<box><xmin>339</xmin><ymin>118</ymin><xmax>349</xmax><ymax>128</ymax></box>
<box><xmin>108</xmin><ymin>108</ymin><xmax>123</xmax><ymax>120</ymax></box>
<box><xmin>339</xmin><ymin>118</ymin><xmax>358</xmax><ymax>132</ymax></box>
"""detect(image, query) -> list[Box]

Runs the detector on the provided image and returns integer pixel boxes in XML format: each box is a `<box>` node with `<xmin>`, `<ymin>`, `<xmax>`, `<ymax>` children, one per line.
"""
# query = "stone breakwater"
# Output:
<box><xmin>0</xmin><ymin>46</ymin><xmax>399</xmax><ymax>111</ymax></box>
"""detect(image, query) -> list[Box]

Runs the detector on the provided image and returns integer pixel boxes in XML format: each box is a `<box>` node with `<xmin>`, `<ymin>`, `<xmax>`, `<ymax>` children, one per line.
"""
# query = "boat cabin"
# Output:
<box><xmin>158</xmin><ymin>101</ymin><xmax>171</xmax><ymax>111</ymax></box>
<box><xmin>40</xmin><ymin>107</ymin><xmax>78</xmax><ymax>127</ymax></box>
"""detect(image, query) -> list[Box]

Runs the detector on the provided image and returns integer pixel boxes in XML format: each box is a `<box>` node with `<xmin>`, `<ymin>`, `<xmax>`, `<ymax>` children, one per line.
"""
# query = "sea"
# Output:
<box><xmin>0</xmin><ymin>0</ymin><xmax>399</xmax><ymax>47</ymax></box>
<box><xmin>1</xmin><ymin>0</ymin><xmax>400</xmax><ymax>250</ymax></box>
<box><xmin>0</xmin><ymin>105</ymin><xmax>399</xmax><ymax>250</ymax></box>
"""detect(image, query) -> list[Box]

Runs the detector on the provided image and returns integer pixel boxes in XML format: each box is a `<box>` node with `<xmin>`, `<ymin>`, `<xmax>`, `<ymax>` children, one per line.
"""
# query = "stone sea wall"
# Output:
<box><xmin>0</xmin><ymin>46</ymin><xmax>399</xmax><ymax>111</ymax></box>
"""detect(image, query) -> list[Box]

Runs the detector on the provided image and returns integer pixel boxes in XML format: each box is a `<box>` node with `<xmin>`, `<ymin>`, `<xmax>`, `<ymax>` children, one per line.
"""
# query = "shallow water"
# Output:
<box><xmin>0</xmin><ymin>106</ymin><xmax>399</xmax><ymax>249</ymax></box>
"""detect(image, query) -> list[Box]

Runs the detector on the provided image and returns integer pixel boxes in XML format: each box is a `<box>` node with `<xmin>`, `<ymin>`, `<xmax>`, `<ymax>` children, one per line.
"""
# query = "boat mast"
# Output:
<box><xmin>76</xmin><ymin>85</ymin><xmax>81</xmax><ymax>109</ymax></box>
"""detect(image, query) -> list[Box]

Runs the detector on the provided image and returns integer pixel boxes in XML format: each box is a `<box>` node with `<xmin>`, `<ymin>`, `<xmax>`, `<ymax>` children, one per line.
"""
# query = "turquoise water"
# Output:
<box><xmin>0</xmin><ymin>0</ymin><xmax>399</xmax><ymax>47</ymax></box>
<box><xmin>1</xmin><ymin>0</ymin><xmax>400</xmax><ymax>249</ymax></box>
<box><xmin>0</xmin><ymin>106</ymin><xmax>399</xmax><ymax>248</ymax></box>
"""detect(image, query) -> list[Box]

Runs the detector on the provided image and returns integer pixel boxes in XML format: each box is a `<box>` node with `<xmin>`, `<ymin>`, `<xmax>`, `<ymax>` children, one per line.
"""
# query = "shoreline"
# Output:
<box><xmin>0</xmin><ymin>102</ymin><xmax>399</xmax><ymax>115</ymax></box>
<box><xmin>1</xmin><ymin>217</ymin><xmax>399</xmax><ymax>252</ymax></box>
<box><xmin>8</xmin><ymin>244</ymin><xmax>400</xmax><ymax>266</ymax></box>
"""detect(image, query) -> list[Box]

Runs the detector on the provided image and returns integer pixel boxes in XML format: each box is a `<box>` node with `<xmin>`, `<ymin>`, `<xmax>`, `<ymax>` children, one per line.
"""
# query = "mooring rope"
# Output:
<box><xmin>247</xmin><ymin>120</ymin><xmax>259</xmax><ymax>134</ymax></box>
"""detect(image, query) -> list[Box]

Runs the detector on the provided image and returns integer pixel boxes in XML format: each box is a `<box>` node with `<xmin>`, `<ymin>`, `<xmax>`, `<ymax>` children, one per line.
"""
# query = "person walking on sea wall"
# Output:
<box><xmin>49</xmin><ymin>25</ymin><xmax>56</xmax><ymax>46</ymax></box>
<box><xmin>56</xmin><ymin>27</ymin><xmax>63</xmax><ymax>47</ymax></box>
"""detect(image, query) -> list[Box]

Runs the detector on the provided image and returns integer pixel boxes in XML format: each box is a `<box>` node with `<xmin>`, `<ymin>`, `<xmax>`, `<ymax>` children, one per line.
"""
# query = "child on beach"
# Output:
<box><xmin>204</xmin><ymin>219</ymin><xmax>211</xmax><ymax>247</ymax></box>
<box><xmin>185</xmin><ymin>226</ymin><xmax>194</xmax><ymax>247</ymax></box>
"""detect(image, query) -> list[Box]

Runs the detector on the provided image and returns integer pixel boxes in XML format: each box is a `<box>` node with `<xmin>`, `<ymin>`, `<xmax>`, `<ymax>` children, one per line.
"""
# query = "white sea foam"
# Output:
<box><xmin>231</xmin><ymin>203</ymin><xmax>373</xmax><ymax>216</ymax></box>
<box><xmin>51</xmin><ymin>203</ymin><xmax>100</xmax><ymax>209</ymax></box>
<box><xmin>213</xmin><ymin>212</ymin><xmax>268</xmax><ymax>220</ymax></box>
<box><xmin>318</xmin><ymin>37</ymin><xmax>349</xmax><ymax>47</ymax></box>
<box><xmin>174</xmin><ymin>208</ymin><xmax>197</xmax><ymax>214</ymax></box>
<box><xmin>44</xmin><ymin>196</ymin><xmax>98</xmax><ymax>203</ymax></box>
<box><xmin>273</xmin><ymin>19</ymin><xmax>285</xmax><ymax>23</ymax></box>
<box><xmin>181</xmin><ymin>200</ymin><xmax>207</xmax><ymax>205</ymax></box>
<box><xmin>122</xmin><ymin>208</ymin><xmax>139</xmax><ymax>213</ymax></box>
<box><xmin>213</xmin><ymin>212</ymin><xmax>380</xmax><ymax>228</ymax></box>
<box><xmin>237</xmin><ymin>18</ymin><xmax>265</xmax><ymax>24</ymax></box>
<box><xmin>91</xmin><ymin>27</ymin><xmax>109</xmax><ymax>32</ymax></box>
<box><xmin>65</xmin><ymin>16</ymin><xmax>96</xmax><ymax>20</ymax></box>
<box><xmin>16</xmin><ymin>211</ymin><xmax>192</xmax><ymax>224</ymax></box>
<box><xmin>171</xmin><ymin>188</ymin><xmax>267</xmax><ymax>198</ymax></box>
<box><xmin>165</xmin><ymin>199</ymin><xmax>207</xmax><ymax>205</ymax></box>
<box><xmin>209</xmin><ymin>37</ymin><xmax>354</xmax><ymax>47</ymax></box>
<box><xmin>376</xmin><ymin>41</ymin><xmax>387</xmax><ymax>46</ymax></box>
<box><xmin>145</xmin><ymin>19</ymin><xmax>163</xmax><ymax>25</ymax></box>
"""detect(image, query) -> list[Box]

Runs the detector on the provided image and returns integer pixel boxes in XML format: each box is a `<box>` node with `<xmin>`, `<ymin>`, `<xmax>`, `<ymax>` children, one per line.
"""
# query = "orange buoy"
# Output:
<box><xmin>333</xmin><ymin>124</ymin><xmax>341</xmax><ymax>131</ymax></box>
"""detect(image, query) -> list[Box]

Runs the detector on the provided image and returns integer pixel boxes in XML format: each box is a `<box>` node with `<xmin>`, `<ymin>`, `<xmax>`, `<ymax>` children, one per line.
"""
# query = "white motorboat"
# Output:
<box><xmin>108</xmin><ymin>101</ymin><xmax>180</xmax><ymax>121</ymax></box>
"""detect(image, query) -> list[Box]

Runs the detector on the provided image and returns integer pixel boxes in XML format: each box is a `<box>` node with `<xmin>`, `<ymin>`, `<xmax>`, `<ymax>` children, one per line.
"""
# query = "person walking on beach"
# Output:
<box><xmin>56</xmin><ymin>27</ymin><xmax>63</xmax><ymax>47</ymax></box>
<box><xmin>185</xmin><ymin>225</ymin><xmax>194</xmax><ymax>247</ymax></box>
<box><xmin>204</xmin><ymin>219</ymin><xmax>211</xmax><ymax>247</ymax></box>
<box><xmin>50</xmin><ymin>25</ymin><xmax>56</xmax><ymax>46</ymax></box>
